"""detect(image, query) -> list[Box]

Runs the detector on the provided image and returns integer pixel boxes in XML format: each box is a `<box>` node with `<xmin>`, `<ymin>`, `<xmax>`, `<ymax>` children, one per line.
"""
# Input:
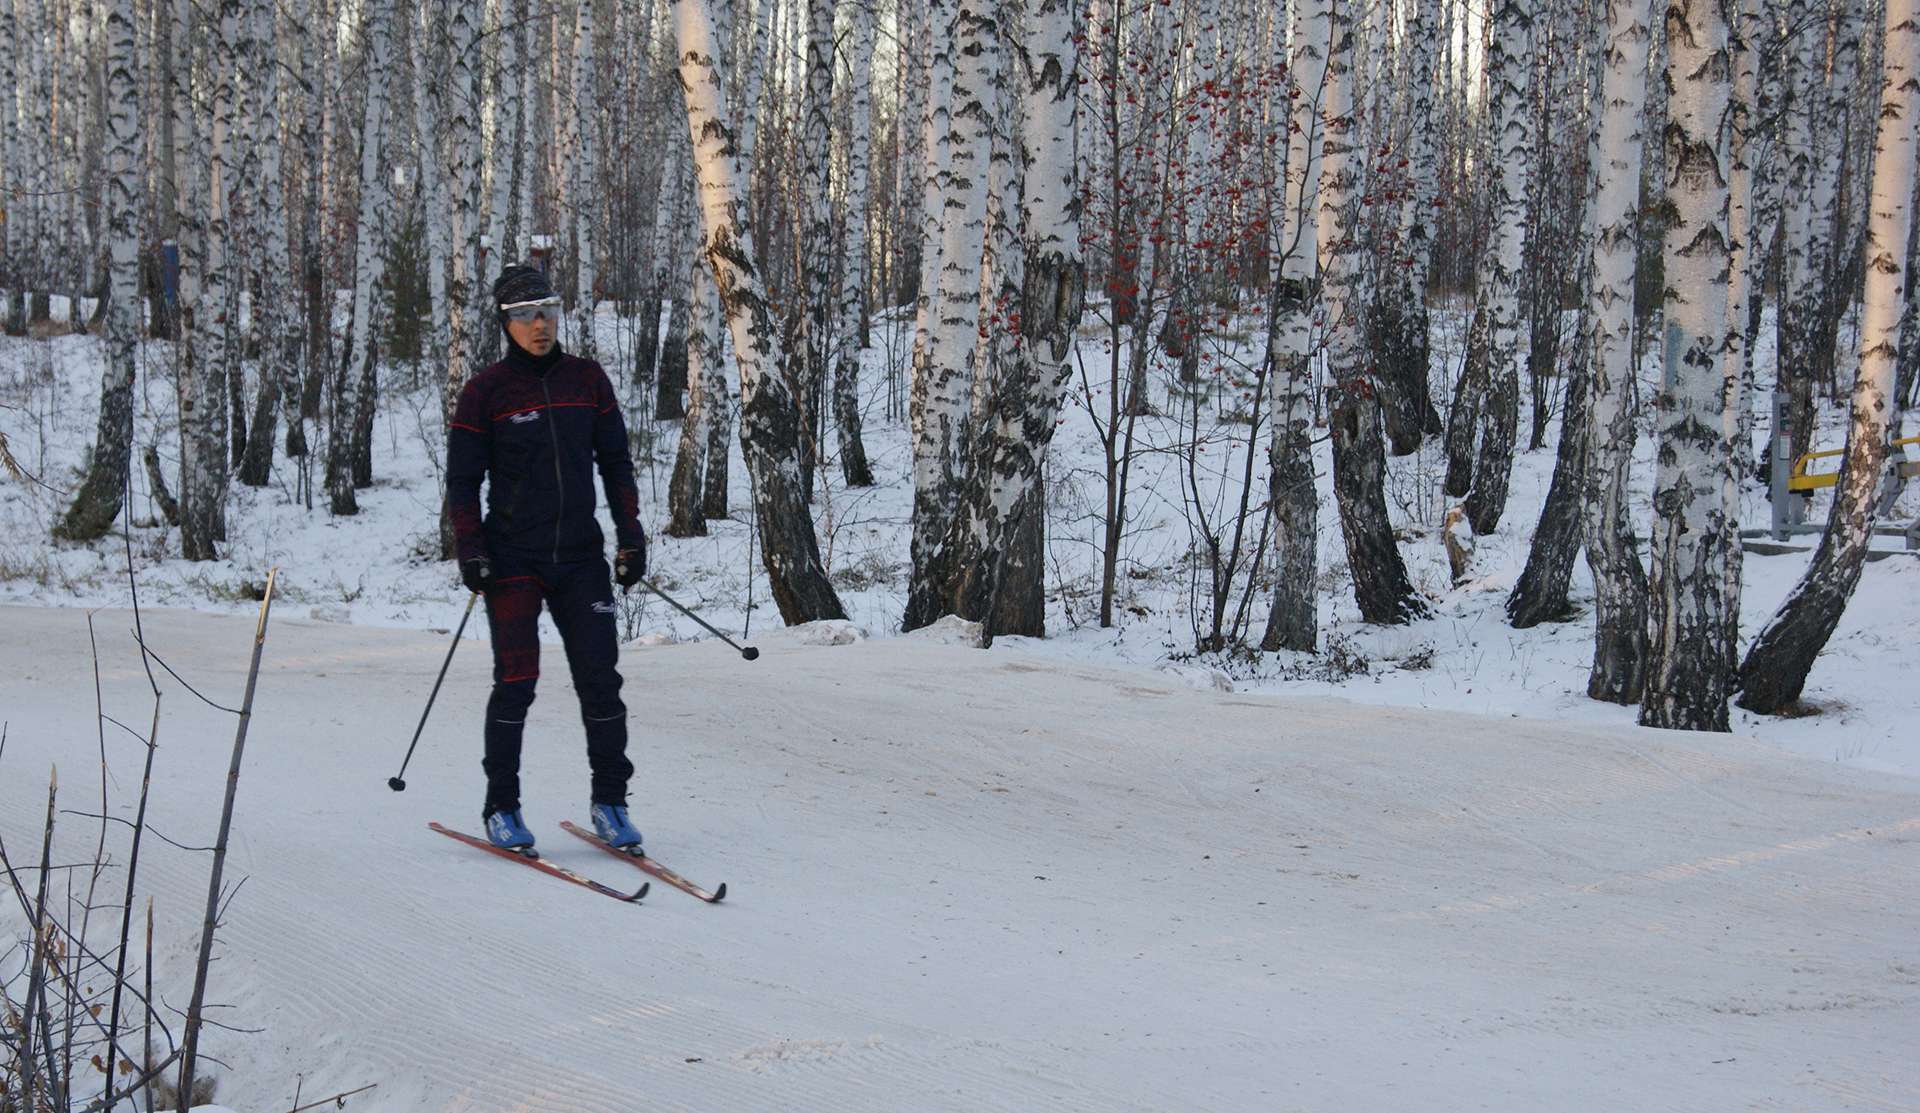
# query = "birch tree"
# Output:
<box><xmin>941</xmin><ymin>0</ymin><xmax>1086</xmax><ymax>640</ymax></box>
<box><xmin>668</xmin><ymin>266</ymin><xmax>721</xmax><ymax>534</ymax></box>
<box><xmin>798</xmin><ymin>0</ymin><xmax>836</xmax><ymax>496</ymax></box>
<box><xmin>1738</xmin><ymin>0</ymin><xmax>1919</xmax><ymax>713</ymax></box>
<box><xmin>182</xmin><ymin>0</ymin><xmax>243</xmax><ymax>560</ymax></box>
<box><xmin>1642</xmin><ymin>0</ymin><xmax>1735</xmax><ymax>732</ymax></box>
<box><xmin>571</xmin><ymin>0</ymin><xmax>598</xmax><ymax>357</ymax></box>
<box><xmin>1323</xmin><ymin>0</ymin><xmax>1426</xmax><ymax>625</ymax></box>
<box><xmin>332</xmin><ymin>0</ymin><xmax>396</xmax><ymax>516</ymax></box>
<box><xmin>1772</xmin><ymin>0</ymin><xmax>1823</xmax><ymax>471</ymax></box>
<box><xmin>1581</xmin><ymin>0</ymin><xmax>1655</xmax><ymax>702</ymax></box>
<box><xmin>1375</xmin><ymin>0</ymin><xmax>1443</xmax><ymax>455</ymax></box>
<box><xmin>904</xmin><ymin>3</ymin><xmax>999</xmax><ymax>631</ymax></box>
<box><xmin>1260</xmin><ymin>0</ymin><xmax>1329</xmax><ymax>652</ymax></box>
<box><xmin>673</xmin><ymin>0</ymin><xmax>846</xmax><ymax>623</ymax></box>
<box><xmin>1461</xmin><ymin>0</ymin><xmax>1535</xmax><ymax>536</ymax></box>
<box><xmin>238</xmin><ymin>0</ymin><xmax>295</xmax><ymax>487</ymax></box>
<box><xmin>832</xmin><ymin>0</ymin><xmax>877</xmax><ymax>487</ymax></box>
<box><xmin>54</xmin><ymin>0</ymin><xmax>141</xmax><ymax>541</ymax></box>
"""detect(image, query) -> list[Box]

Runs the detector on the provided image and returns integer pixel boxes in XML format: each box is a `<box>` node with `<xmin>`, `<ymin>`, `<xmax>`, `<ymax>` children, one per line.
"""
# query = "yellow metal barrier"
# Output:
<box><xmin>1788</xmin><ymin>434</ymin><xmax>1920</xmax><ymax>492</ymax></box>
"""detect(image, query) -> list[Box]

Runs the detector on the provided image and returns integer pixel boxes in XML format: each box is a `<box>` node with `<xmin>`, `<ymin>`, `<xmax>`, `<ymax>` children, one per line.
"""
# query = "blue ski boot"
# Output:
<box><xmin>590</xmin><ymin>803</ymin><xmax>643</xmax><ymax>852</ymax></box>
<box><xmin>484</xmin><ymin>808</ymin><xmax>536</xmax><ymax>853</ymax></box>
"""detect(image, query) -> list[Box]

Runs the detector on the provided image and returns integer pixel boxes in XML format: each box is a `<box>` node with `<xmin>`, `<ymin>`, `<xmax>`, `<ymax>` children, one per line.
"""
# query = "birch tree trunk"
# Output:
<box><xmin>1507</xmin><ymin>12</ymin><xmax>1602</xmax><ymax>628</ymax></box>
<box><xmin>904</xmin><ymin>2</ymin><xmax>999</xmax><ymax>631</ymax></box>
<box><xmin>1641</xmin><ymin>0</ymin><xmax>1735</xmax><ymax>732</ymax></box>
<box><xmin>487</xmin><ymin>0</ymin><xmax>525</xmax><ymax>275</ymax></box>
<box><xmin>1375</xmin><ymin>0</ymin><xmax>1443</xmax><ymax>455</ymax></box>
<box><xmin>331</xmin><ymin>0</ymin><xmax>395</xmax><ymax>516</ymax></box>
<box><xmin>237</xmin><ymin>0</ymin><xmax>294</xmax><ymax>487</ymax></box>
<box><xmin>673</xmin><ymin>0</ymin><xmax>845</xmax><ymax>623</ymax></box>
<box><xmin>54</xmin><ymin>0</ymin><xmax>141</xmax><ymax>541</ymax></box>
<box><xmin>1717</xmin><ymin>0</ymin><xmax>1763</xmax><ymax>664</ymax></box>
<box><xmin>833</xmin><ymin>0</ymin><xmax>877</xmax><ymax>487</ymax></box>
<box><xmin>941</xmin><ymin>0</ymin><xmax>1085</xmax><ymax>641</ymax></box>
<box><xmin>182</xmin><ymin>0</ymin><xmax>241</xmax><ymax>560</ymax></box>
<box><xmin>437</xmin><ymin>0</ymin><xmax>484</xmax><ymax>555</ymax></box>
<box><xmin>1</xmin><ymin>0</ymin><xmax>20</xmax><ymax>335</ymax></box>
<box><xmin>1323</xmin><ymin>0</ymin><xmax>1427</xmax><ymax>625</ymax></box>
<box><xmin>414</xmin><ymin>2</ymin><xmax>448</xmax><ymax>397</ymax></box>
<box><xmin>1737</xmin><ymin>0</ymin><xmax>1918</xmax><ymax>713</ymax></box>
<box><xmin>668</xmin><ymin>264</ymin><xmax>719</xmax><ymax>535</ymax></box>
<box><xmin>571</xmin><ymin>0</ymin><xmax>598</xmax><ymax>357</ymax></box>
<box><xmin>797</xmin><ymin>0</ymin><xmax>836</xmax><ymax>498</ymax></box>
<box><xmin>909</xmin><ymin>0</ymin><xmax>955</xmax><ymax>401</ymax></box>
<box><xmin>1461</xmin><ymin>0</ymin><xmax>1534</xmax><ymax>536</ymax></box>
<box><xmin>1260</xmin><ymin>0</ymin><xmax>1329</xmax><ymax>652</ymax></box>
<box><xmin>1772</xmin><ymin>0</ymin><xmax>1822</xmax><ymax>473</ymax></box>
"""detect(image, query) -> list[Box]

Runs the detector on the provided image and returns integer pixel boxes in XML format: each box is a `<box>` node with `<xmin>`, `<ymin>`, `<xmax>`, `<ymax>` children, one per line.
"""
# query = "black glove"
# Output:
<box><xmin>460</xmin><ymin>557</ymin><xmax>493</xmax><ymax>595</ymax></box>
<box><xmin>614</xmin><ymin>543</ymin><xmax>646</xmax><ymax>589</ymax></box>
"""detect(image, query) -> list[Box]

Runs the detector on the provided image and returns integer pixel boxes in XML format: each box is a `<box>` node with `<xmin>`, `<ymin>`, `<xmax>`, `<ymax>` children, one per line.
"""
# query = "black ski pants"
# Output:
<box><xmin>480</xmin><ymin>552</ymin><xmax>632</xmax><ymax>815</ymax></box>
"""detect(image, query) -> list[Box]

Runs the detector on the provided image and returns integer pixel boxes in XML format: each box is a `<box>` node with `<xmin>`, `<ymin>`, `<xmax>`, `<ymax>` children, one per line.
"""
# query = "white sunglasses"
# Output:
<box><xmin>500</xmin><ymin>296</ymin><xmax>563</xmax><ymax>323</ymax></box>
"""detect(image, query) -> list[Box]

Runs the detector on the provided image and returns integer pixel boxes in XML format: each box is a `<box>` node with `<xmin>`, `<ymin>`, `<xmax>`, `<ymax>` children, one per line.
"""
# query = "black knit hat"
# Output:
<box><xmin>492</xmin><ymin>264</ymin><xmax>556</xmax><ymax>321</ymax></box>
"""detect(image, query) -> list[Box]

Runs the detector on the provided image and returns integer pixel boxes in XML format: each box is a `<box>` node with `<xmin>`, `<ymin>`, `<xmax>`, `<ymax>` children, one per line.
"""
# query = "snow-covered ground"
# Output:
<box><xmin>1</xmin><ymin>605</ymin><xmax>1916</xmax><ymax>1111</ymax></box>
<box><xmin>3</xmin><ymin>305</ymin><xmax>1918</xmax><ymax>1109</ymax></box>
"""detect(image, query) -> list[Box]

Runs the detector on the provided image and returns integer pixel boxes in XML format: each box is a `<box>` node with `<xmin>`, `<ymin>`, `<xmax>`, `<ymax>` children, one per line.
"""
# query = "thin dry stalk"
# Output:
<box><xmin>176</xmin><ymin>568</ymin><xmax>279</xmax><ymax>1112</ymax></box>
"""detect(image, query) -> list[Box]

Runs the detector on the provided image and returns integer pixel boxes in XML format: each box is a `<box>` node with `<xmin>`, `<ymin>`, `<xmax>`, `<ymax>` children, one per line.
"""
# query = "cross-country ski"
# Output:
<box><xmin>561</xmin><ymin>820</ymin><xmax>727</xmax><ymax>903</ymax></box>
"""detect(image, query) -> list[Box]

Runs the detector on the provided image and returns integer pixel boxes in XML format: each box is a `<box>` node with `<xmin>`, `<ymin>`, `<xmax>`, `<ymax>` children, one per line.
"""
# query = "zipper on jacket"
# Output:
<box><xmin>541</xmin><ymin>375</ymin><xmax>565</xmax><ymax>562</ymax></box>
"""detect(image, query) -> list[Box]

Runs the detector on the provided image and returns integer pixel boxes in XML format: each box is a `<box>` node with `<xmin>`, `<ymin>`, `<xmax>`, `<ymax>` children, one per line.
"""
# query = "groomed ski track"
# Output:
<box><xmin>0</xmin><ymin>605</ymin><xmax>1914</xmax><ymax>1112</ymax></box>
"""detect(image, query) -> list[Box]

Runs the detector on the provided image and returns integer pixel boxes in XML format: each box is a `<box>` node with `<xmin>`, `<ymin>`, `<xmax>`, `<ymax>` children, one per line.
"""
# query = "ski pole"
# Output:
<box><xmin>388</xmin><ymin>592</ymin><xmax>480</xmax><ymax>792</ymax></box>
<box><xmin>629</xmin><ymin>578</ymin><xmax>760</xmax><ymax>661</ymax></box>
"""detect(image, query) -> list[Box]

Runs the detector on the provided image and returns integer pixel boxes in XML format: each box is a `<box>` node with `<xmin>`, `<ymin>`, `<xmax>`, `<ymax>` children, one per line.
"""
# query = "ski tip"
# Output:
<box><xmin>708</xmin><ymin>882</ymin><xmax>727</xmax><ymax>903</ymax></box>
<box><xmin>631</xmin><ymin>882</ymin><xmax>651</xmax><ymax>902</ymax></box>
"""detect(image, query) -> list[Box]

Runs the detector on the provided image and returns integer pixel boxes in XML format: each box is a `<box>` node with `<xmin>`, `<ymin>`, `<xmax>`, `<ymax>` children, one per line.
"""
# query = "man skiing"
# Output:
<box><xmin>446</xmin><ymin>264</ymin><xmax>647</xmax><ymax>854</ymax></box>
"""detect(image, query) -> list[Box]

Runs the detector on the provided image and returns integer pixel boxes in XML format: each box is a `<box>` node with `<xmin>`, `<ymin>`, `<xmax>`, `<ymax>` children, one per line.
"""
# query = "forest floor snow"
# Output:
<box><xmin>0</xmin><ymin>604</ymin><xmax>1916</xmax><ymax>1112</ymax></box>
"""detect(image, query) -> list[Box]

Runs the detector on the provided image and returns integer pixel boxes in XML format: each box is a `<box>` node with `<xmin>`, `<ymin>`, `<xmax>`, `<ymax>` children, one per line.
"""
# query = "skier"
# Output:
<box><xmin>446</xmin><ymin>264</ymin><xmax>648</xmax><ymax>854</ymax></box>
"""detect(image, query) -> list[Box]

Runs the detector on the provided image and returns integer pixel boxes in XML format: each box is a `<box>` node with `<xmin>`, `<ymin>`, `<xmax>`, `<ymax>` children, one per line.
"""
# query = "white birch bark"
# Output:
<box><xmin>1260</xmin><ymin>0</ymin><xmax>1330</xmax><ymax>652</ymax></box>
<box><xmin>182</xmin><ymin>0</ymin><xmax>242</xmax><ymax>559</ymax></box>
<box><xmin>941</xmin><ymin>0</ymin><xmax>1083</xmax><ymax>639</ymax></box>
<box><xmin>331</xmin><ymin>0</ymin><xmax>395</xmax><ymax>516</ymax></box>
<box><xmin>1581</xmin><ymin>0</ymin><xmax>1652</xmax><ymax>704</ymax></box>
<box><xmin>1461</xmin><ymin>0</ymin><xmax>1534</xmax><ymax>535</ymax></box>
<box><xmin>413</xmin><ymin>3</ymin><xmax>449</xmax><ymax>377</ymax></box>
<box><xmin>571</xmin><ymin>0</ymin><xmax>598</xmax><ymax>356</ymax></box>
<box><xmin>1378</xmin><ymin>0</ymin><xmax>1442</xmax><ymax>450</ymax></box>
<box><xmin>54</xmin><ymin>0</ymin><xmax>140</xmax><ymax>540</ymax></box>
<box><xmin>909</xmin><ymin>0</ymin><xmax>955</xmax><ymax>382</ymax></box>
<box><xmin>1</xmin><ymin>0</ymin><xmax>22</xmax><ymax>331</ymax></box>
<box><xmin>1718</xmin><ymin>0</ymin><xmax>1763</xmax><ymax>662</ymax></box>
<box><xmin>1322</xmin><ymin>0</ymin><xmax>1425</xmax><ymax>625</ymax></box>
<box><xmin>904</xmin><ymin>2</ymin><xmax>1000</xmax><ymax>631</ymax></box>
<box><xmin>1641</xmin><ymin>0</ymin><xmax>1735</xmax><ymax>732</ymax></box>
<box><xmin>1773</xmin><ymin>0</ymin><xmax>1821</xmax><ymax>467</ymax></box>
<box><xmin>238</xmin><ymin>0</ymin><xmax>294</xmax><ymax>486</ymax></box>
<box><xmin>668</xmin><ymin>263</ymin><xmax>719</xmax><ymax>534</ymax></box>
<box><xmin>1738</xmin><ymin>0</ymin><xmax>1919</xmax><ymax>712</ymax></box>
<box><xmin>796</xmin><ymin>0</ymin><xmax>836</xmax><ymax>496</ymax></box>
<box><xmin>673</xmin><ymin>0</ymin><xmax>845</xmax><ymax>622</ymax></box>
<box><xmin>443</xmin><ymin>0</ymin><xmax>484</xmax><ymax>418</ymax></box>
<box><xmin>485</xmin><ymin>0</ymin><xmax>525</xmax><ymax>277</ymax></box>
<box><xmin>833</xmin><ymin>0</ymin><xmax>877</xmax><ymax>486</ymax></box>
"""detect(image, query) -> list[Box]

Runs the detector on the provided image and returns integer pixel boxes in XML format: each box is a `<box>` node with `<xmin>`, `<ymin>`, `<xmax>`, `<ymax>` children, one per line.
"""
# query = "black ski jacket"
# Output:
<box><xmin>446</xmin><ymin>344</ymin><xmax>645</xmax><ymax>566</ymax></box>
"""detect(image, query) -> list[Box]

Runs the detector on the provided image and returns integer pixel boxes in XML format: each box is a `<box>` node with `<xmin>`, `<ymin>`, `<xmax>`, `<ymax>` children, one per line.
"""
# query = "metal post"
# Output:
<box><xmin>1770</xmin><ymin>391</ymin><xmax>1790</xmax><ymax>540</ymax></box>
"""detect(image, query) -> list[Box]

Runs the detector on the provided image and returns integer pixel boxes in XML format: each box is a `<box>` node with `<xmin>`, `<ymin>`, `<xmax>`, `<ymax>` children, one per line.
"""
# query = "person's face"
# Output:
<box><xmin>503</xmin><ymin>298</ymin><xmax>561</xmax><ymax>355</ymax></box>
